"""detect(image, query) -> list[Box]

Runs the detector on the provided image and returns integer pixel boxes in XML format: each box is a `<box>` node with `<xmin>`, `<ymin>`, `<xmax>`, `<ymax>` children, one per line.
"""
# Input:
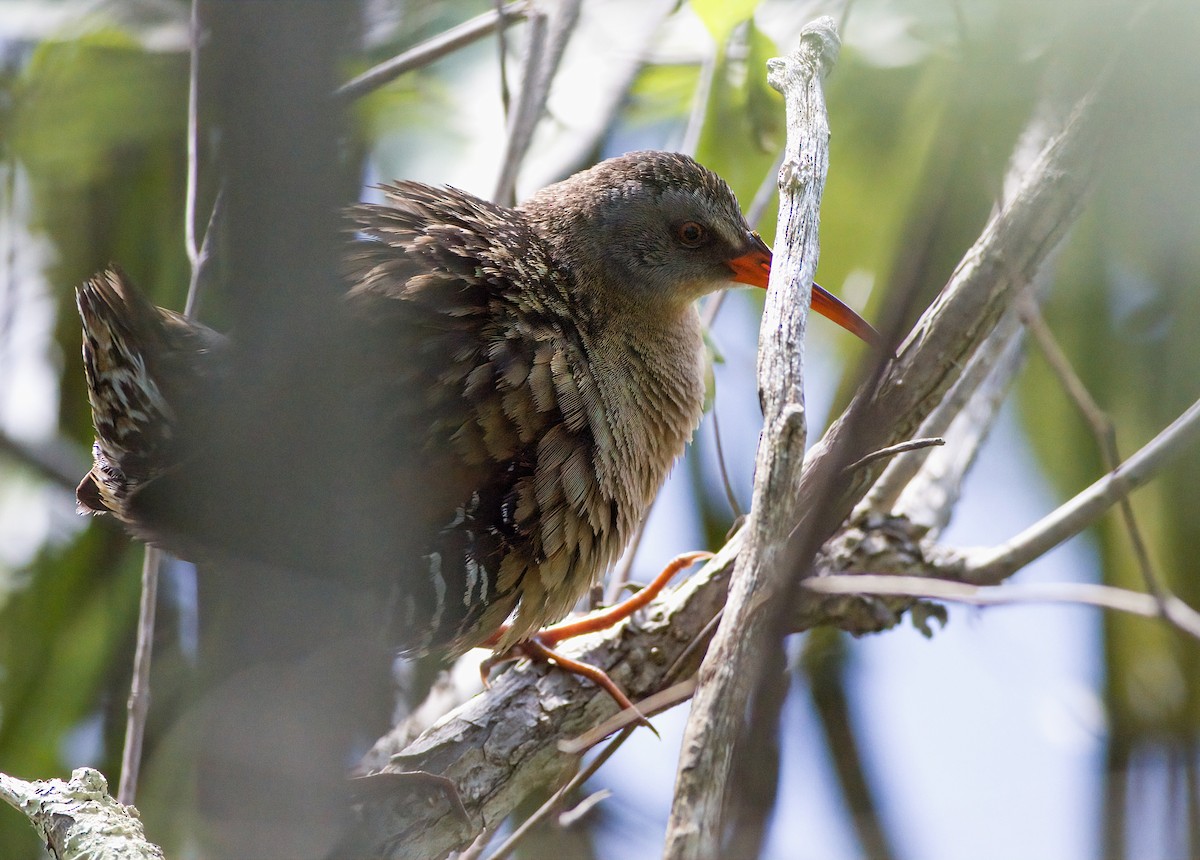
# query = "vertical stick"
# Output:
<box><xmin>663</xmin><ymin>18</ymin><xmax>840</xmax><ymax>860</ymax></box>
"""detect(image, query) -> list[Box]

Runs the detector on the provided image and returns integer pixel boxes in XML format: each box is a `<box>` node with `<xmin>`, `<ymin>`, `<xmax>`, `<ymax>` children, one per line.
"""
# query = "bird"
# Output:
<box><xmin>77</xmin><ymin>151</ymin><xmax>876</xmax><ymax>694</ymax></box>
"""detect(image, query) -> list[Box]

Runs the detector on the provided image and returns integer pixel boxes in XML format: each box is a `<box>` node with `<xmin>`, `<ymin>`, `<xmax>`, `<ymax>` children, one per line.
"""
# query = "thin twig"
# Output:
<box><xmin>184</xmin><ymin>184</ymin><xmax>222</xmax><ymax>318</ymax></box>
<box><xmin>711</xmin><ymin>410</ymin><xmax>743</xmax><ymax>518</ymax></box>
<box><xmin>665</xmin><ymin>609</ymin><xmax>724</xmax><ymax>682</ymax></box>
<box><xmin>843</xmin><ymin>437</ymin><xmax>944</xmax><ymax>474</ymax></box>
<box><xmin>494</xmin><ymin>0</ymin><xmax>513</xmax><ymax>117</ymax></box>
<box><xmin>748</xmin><ymin>149</ymin><xmax>788</xmax><ymax>229</ymax></box>
<box><xmin>1018</xmin><ymin>294</ymin><xmax>1169</xmax><ymax>606</ymax></box>
<box><xmin>184</xmin><ymin>0</ymin><xmax>201</xmax><ymax>268</ymax></box>
<box><xmin>804</xmin><ymin>574</ymin><xmax>1200</xmax><ymax>641</ymax></box>
<box><xmin>603</xmin><ymin>496</ymin><xmax>655</xmax><ymax>606</ymax></box>
<box><xmin>965</xmin><ymin>395</ymin><xmax>1200</xmax><ymax>584</ymax></box>
<box><xmin>492</xmin><ymin>0</ymin><xmax>582</xmax><ymax>206</ymax></box>
<box><xmin>117</xmin><ymin>546</ymin><xmax>161</xmax><ymax>806</ymax></box>
<box><xmin>118</xmin><ymin>0</ymin><xmax>207</xmax><ymax>806</ymax></box>
<box><xmin>557</xmin><ymin>789</ymin><xmax>611</xmax><ymax>828</ymax></box>
<box><xmin>558</xmin><ymin>677</ymin><xmax>698</xmax><ymax>755</ymax></box>
<box><xmin>335</xmin><ymin>1</ymin><xmax>531</xmax><ymax>104</ymax></box>
<box><xmin>0</xmin><ymin>430</ymin><xmax>89</xmax><ymax>493</ymax></box>
<box><xmin>680</xmin><ymin>50</ymin><xmax>716</xmax><ymax>157</ymax></box>
<box><xmin>483</xmin><ymin>727</ymin><xmax>636</xmax><ymax>860</ymax></box>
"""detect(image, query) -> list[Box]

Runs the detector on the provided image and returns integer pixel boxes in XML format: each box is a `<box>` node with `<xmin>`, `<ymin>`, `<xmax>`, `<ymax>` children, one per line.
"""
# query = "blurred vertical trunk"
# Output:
<box><xmin>181</xmin><ymin>3</ymin><xmax>396</xmax><ymax>857</ymax></box>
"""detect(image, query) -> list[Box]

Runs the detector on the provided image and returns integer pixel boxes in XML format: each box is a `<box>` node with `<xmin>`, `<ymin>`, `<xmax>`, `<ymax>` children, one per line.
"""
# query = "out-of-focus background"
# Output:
<box><xmin>2</xmin><ymin>1</ymin><xmax>1199</xmax><ymax>857</ymax></box>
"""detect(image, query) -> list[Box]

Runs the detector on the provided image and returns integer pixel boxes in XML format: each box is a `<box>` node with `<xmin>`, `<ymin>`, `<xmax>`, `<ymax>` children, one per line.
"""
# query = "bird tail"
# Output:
<box><xmin>76</xmin><ymin>267</ymin><xmax>219</xmax><ymax>519</ymax></box>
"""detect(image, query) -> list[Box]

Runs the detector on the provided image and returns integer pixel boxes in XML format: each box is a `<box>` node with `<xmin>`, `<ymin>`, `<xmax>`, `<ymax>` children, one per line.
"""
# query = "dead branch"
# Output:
<box><xmin>664</xmin><ymin>19</ymin><xmax>836</xmax><ymax>859</ymax></box>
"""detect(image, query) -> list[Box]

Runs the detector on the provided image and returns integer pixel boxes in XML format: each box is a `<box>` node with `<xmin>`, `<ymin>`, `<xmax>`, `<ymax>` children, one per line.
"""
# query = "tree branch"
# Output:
<box><xmin>0</xmin><ymin>768</ymin><xmax>164</xmax><ymax>860</ymax></box>
<box><xmin>0</xmin><ymin>430</ymin><xmax>89</xmax><ymax>493</ymax></box>
<box><xmin>355</xmin><ymin>536</ymin><xmax>743</xmax><ymax>860</ymax></box>
<box><xmin>803</xmin><ymin>575</ymin><xmax>1200</xmax><ymax>642</ymax></box>
<box><xmin>335</xmin><ymin>1</ymin><xmax>532</xmax><ymax>104</ymax></box>
<box><xmin>492</xmin><ymin>0</ymin><xmax>582</xmax><ymax>206</ymax></box>
<box><xmin>664</xmin><ymin>19</ymin><xmax>838</xmax><ymax>859</ymax></box>
<box><xmin>964</xmin><ymin>395</ymin><xmax>1200</xmax><ymax>584</ymax></box>
<box><xmin>1018</xmin><ymin>293</ymin><xmax>1170</xmax><ymax>607</ymax></box>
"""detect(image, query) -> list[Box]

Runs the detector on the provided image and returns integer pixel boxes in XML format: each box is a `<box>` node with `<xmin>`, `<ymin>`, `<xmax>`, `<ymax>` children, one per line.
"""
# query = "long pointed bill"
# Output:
<box><xmin>810</xmin><ymin>283</ymin><xmax>881</xmax><ymax>346</ymax></box>
<box><xmin>726</xmin><ymin>232</ymin><xmax>880</xmax><ymax>346</ymax></box>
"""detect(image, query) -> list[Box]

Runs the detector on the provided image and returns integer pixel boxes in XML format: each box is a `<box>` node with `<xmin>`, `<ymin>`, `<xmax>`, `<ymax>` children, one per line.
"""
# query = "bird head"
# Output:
<box><xmin>521</xmin><ymin>151</ymin><xmax>877</xmax><ymax>344</ymax></box>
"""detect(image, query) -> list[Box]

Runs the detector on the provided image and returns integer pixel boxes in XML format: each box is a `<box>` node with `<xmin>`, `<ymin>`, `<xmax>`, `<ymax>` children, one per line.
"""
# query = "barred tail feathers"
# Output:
<box><xmin>76</xmin><ymin>268</ymin><xmax>193</xmax><ymax>516</ymax></box>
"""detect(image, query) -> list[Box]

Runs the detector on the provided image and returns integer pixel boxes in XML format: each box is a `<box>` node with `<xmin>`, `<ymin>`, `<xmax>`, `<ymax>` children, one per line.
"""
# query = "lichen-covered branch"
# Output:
<box><xmin>0</xmin><ymin>768</ymin><xmax>164</xmax><ymax>860</ymax></box>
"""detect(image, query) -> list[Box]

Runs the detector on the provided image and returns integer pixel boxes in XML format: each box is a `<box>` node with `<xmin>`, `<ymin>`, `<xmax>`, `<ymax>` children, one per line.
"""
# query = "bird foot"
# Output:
<box><xmin>479</xmin><ymin>550</ymin><xmax>714</xmax><ymax>734</ymax></box>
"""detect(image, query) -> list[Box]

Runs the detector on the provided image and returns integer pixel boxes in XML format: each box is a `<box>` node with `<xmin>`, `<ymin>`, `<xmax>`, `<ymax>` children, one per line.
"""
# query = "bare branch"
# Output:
<box><xmin>184</xmin><ymin>184</ymin><xmax>222</xmax><ymax>319</ymax></box>
<box><xmin>493</xmin><ymin>0</ymin><xmax>583</xmax><ymax>206</ymax></box>
<box><xmin>0</xmin><ymin>430</ymin><xmax>88</xmax><ymax>492</ymax></box>
<box><xmin>116</xmin><ymin>545</ymin><xmax>161</xmax><ymax>806</ymax></box>
<box><xmin>335</xmin><ymin>1</ymin><xmax>531</xmax><ymax>104</ymax></box>
<box><xmin>184</xmin><ymin>0</ymin><xmax>201</xmax><ymax>268</ymax></box>
<box><xmin>120</xmin><ymin>1</ymin><xmax>209</xmax><ymax>805</ymax></box>
<box><xmin>664</xmin><ymin>19</ymin><xmax>838</xmax><ymax>859</ymax></box>
<box><xmin>804</xmin><ymin>574</ymin><xmax>1200</xmax><ymax>642</ymax></box>
<box><xmin>1018</xmin><ymin>294</ymin><xmax>1170</xmax><ymax>606</ymax></box>
<box><xmin>964</xmin><ymin>396</ymin><xmax>1200</xmax><ymax>584</ymax></box>
<box><xmin>710</xmin><ymin>410</ymin><xmax>744</xmax><ymax>519</ymax></box>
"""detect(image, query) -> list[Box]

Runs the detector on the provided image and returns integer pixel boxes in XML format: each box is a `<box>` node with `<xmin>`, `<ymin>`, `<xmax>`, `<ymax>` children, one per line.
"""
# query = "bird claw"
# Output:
<box><xmin>477</xmin><ymin>551</ymin><xmax>715</xmax><ymax>737</ymax></box>
<box><xmin>480</xmin><ymin>635</ymin><xmax>659</xmax><ymax>738</ymax></box>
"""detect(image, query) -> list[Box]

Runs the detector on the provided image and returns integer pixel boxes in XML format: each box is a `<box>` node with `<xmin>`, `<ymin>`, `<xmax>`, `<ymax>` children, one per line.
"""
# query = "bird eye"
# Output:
<box><xmin>676</xmin><ymin>221</ymin><xmax>707</xmax><ymax>248</ymax></box>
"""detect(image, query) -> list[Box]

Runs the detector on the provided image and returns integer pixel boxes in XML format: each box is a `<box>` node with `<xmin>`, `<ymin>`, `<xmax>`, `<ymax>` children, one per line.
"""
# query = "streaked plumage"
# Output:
<box><xmin>77</xmin><ymin>151</ymin><xmax>870</xmax><ymax>656</ymax></box>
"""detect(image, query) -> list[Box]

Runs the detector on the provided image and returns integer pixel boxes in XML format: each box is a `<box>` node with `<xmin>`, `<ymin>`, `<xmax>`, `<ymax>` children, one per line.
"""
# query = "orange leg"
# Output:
<box><xmin>478</xmin><ymin>551</ymin><xmax>713</xmax><ymax>722</ymax></box>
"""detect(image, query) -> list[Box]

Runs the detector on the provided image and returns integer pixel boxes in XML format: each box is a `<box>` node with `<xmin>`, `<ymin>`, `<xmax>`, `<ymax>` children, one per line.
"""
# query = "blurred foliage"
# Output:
<box><xmin>692</xmin><ymin>20</ymin><xmax>784</xmax><ymax>201</ymax></box>
<box><xmin>1</xmin><ymin>0</ymin><xmax>1199</xmax><ymax>858</ymax></box>
<box><xmin>1016</xmin><ymin>10</ymin><xmax>1200</xmax><ymax>849</ymax></box>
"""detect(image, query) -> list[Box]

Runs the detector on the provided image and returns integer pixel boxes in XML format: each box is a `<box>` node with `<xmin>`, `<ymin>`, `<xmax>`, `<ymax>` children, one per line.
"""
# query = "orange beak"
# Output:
<box><xmin>727</xmin><ymin>232</ymin><xmax>880</xmax><ymax>346</ymax></box>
